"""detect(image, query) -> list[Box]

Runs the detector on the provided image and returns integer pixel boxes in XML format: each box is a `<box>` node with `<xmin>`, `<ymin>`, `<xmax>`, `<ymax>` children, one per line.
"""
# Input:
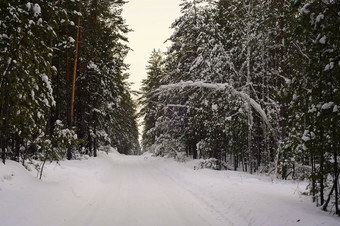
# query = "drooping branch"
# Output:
<box><xmin>156</xmin><ymin>80</ymin><xmax>276</xmax><ymax>137</ymax></box>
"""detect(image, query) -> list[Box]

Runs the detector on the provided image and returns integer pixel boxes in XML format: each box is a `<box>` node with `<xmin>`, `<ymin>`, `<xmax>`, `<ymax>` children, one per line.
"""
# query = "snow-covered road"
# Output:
<box><xmin>1</xmin><ymin>151</ymin><xmax>339</xmax><ymax>226</ymax></box>
<box><xmin>63</xmin><ymin>153</ymin><xmax>227</xmax><ymax>226</ymax></box>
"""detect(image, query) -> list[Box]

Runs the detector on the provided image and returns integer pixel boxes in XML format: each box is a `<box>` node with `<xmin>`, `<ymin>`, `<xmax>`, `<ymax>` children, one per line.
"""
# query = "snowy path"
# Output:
<box><xmin>63</xmin><ymin>154</ymin><xmax>227</xmax><ymax>226</ymax></box>
<box><xmin>1</xmin><ymin>151</ymin><xmax>339</xmax><ymax>226</ymax></box>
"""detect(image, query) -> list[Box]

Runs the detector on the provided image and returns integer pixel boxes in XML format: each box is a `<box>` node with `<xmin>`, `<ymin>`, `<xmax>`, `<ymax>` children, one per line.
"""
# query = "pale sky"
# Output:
<box><xmin>122</xmin><ymin>0</ymin><xmax>182</xmax><ymax>93</ymax></box>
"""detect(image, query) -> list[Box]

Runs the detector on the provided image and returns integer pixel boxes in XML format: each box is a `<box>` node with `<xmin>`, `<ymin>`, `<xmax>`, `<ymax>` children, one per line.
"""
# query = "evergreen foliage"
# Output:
<box><xmin>140</xmin><ymin>0</ymin><xmax>340</xmax><ymax>214</ymax></box>
<box><xmin>0</xmin><ymin>0</ymin><xmax>139</xmax><ymax>169</ymax></box>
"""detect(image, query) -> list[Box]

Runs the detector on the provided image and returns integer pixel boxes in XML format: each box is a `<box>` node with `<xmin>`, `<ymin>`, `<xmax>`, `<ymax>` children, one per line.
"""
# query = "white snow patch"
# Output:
<box><xmin>301</xmin><ymin>130</ymin><xmax>310</xmax><ymax>142</ymax></box>
<box><xmin>211</xmin><ymin>104</ymin><xmax>218</xmax><ymax>111</ymax></box>
<box><xmin>33</xmin><ymin>4</ymin><xmax>41</xmax><ymax>17</ymax></box>
<box><xmin>51</xmin><ymin>66</ymin><xmax>57</xmax><ymax>72</ymax></box>
<box><xmin>69</xmin><ymin>37</ymin><xmax>75</xmax><ymax>43</ymax></box>
<box><xmin>316</xmin><ymin>13</ymin><xmax>324</xmax><ymax>23</ymax></box>
<box><xmin>324</xmin><ymin>62</ymin><xmax>334</xmax><ymax>71</ymax></box>
<box><xmin>73</xmin><ymin>10</ymin><xmax>82</xmax><ymax>16</ymax></box>
<box><xmin>319</xmin><ymin>35</ymin><xmax>326</xmax><ymax>44</ymax></box>
<box><xmin>26</xmin><ymin>3</ymin><xmax>32</xmax><ymax>11</ymax></box>
<box><xmin>321</xmin><ymin>102</ymin><xmax>333</xmax><ymax>110</ymax></box>
<box><xmin>87</xmin><ymin>61</ymin><xmax>98</xmax><ymax>70</ymax></box>
<box><xmin>301</xmin><ymin>3</ymin><xmax>310</xmax><ymax>14</ymax></box>
<box><xmin>37</xmin><ymin>18</ymin><xmax>42</xmax><ymax>26</ymax></box>
<box><xmin>308</xmin><ymin>105</ymin><xmax>317</xmax><ymax>113</ymax></box>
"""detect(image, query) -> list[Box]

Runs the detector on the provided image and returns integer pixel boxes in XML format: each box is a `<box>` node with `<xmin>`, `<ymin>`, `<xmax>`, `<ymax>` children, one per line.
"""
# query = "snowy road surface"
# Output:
<box><xmin>1</xmin><ymin>150</ymin><xmax>339</xmax><ymax>226</ymax></box>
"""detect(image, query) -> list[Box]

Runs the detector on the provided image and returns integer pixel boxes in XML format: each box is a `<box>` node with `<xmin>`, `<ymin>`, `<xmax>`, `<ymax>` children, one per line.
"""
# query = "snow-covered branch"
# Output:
<box><xmin>157</xmin><ymin>80</ymin><xmax>275</xmax><ymax>135</ymax></box>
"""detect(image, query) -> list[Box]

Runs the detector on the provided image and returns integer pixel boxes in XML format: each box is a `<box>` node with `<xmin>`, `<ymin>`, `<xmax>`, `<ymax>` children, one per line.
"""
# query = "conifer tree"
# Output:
<box><xmin>140</xmin><ymin>49</ymin><xmax>165</xmax><ymax>150</ymax></box>
<box><xmin>0</xmin><ymin>0</ymin><xmax>140</xmax><ymax>164</ymax></box>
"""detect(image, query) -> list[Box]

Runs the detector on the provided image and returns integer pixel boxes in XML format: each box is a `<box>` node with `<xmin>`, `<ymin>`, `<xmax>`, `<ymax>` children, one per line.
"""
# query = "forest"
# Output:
<box><xmin>140</xmin><ymin>0</ymin><xmax>340</xmax><ymax>215</ymax></box>
<box><xmin>0</xmin><ymin>0</ymin><xmax>339</xmax><ymax>217</ymax></box>
<box><xmin>0</xmin><ymin>0</ymin><xmax>140</xmax><ymax>167</ymax></box>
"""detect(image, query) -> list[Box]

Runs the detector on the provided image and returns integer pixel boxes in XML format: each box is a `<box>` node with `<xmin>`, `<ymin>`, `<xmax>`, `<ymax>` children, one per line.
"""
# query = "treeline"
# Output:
<box><xmin>0</xmin><ymin>0</ymin><xmax>139</xmax><ymax>166</ymax></box>
<box><xmin>140</xmin><ymin>0</ymin><xmax>339</xmax><ymax>214</ymax></box>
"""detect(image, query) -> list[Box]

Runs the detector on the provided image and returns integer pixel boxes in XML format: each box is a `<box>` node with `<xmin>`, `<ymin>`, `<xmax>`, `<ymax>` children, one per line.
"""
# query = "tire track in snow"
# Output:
<box><xmin>63</xmin><ymin>153</ymin><xmax>232</xmax><ymax>226</ymax></box>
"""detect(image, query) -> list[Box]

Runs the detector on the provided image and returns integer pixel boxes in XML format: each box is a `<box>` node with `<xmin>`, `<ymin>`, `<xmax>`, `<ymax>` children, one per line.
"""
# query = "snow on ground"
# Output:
<box><xmin>0</xmin><ymin>150</ymin><xmax>339</xmax><ymax>226</ymax></box>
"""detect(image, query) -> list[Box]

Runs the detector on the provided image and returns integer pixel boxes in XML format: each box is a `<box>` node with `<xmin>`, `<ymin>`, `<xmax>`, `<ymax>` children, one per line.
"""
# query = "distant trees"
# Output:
<box><xmin>140</xmin><ymin>0</ymin><xmax>340</xmax><ymax>215</ymax></box>
<box><xmin>0</xmin><ymin>0</ymin><xmax>139</xmax><ymax>167</ymax></box>
<box><xmin>140</xmin><ymin>49</ymin><xmax>165</xmax><ymax>150</ymax></box>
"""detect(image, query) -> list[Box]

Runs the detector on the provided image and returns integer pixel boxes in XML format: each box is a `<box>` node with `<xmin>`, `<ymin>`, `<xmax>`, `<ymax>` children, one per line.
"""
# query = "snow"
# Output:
<box><xmin>301</xmin><ymin>4</ymin><xmax>310</xmax><ymax>14</ymax></box>
<box><xmin>73</xmin><ymin>10</ymin><xmax>82</xmax><ymax>17</ymax></box>
<box><xmin>319</xmin><ymin>35</ymin><xmax>326</xmax><ymax>44</ymax></box>
<box><xmin>308</xmin><ymin>104</ymin><xmax>317</xmax><ymax>113</ymax></box>
<box><xmin>69</xmin><ymin>37</ymin><xmax>75</xmax><ymax>43</ymax></box>
<box><xmin>1</xmin><ymin>150</ymin><xmax>339</xmax><ymax>226</ymax></box>
<box><xmin>321</xmin><ymin>102</ymin><xmax>333</xmax><ymax>110</ymax></box>
<box><xmin>33</xmin><ymin>4</ymin><xmax>41</xmax><ymax>17</ymax></box>
<box><xmin>87</xmin><ymin>61</ymin><xmax>98</xmax><ymax>70</ymax></box>
<box><xmin>37</xmin><ymin>18</ymin><xmax>42</xmax><ymax>26</ymax></box>
<box><xmin>316</xmin><ymin>13</ymin><xmax>324</xmax><ymax>23</ymax></box>
<box><xmin>26</xmin><ymin>3</ymin><xmax>32</xmax><ymax>11</ymax></box>
<box><xmin>158</xmin><ymin>81</ymin><xmax>274</xmax><ymax>134</ymax></box>
<box><xmin>324</xmin><ymin>62</ymin><xmax>334</xmax><ymax>71</ymax></box>
<box><xmin>212</xmin><ymin>104</ymin><xmax>218</xmax><ymax>111</ymax></box>
<box><xmin>302</xmin><ymin>135</ymin><xmax>310</xmax><ymax>142</ymax></box>
<box><xmin>293</xmin><ymin>94</ymin><xmax>298</xmax><ymax>101</ymax></box>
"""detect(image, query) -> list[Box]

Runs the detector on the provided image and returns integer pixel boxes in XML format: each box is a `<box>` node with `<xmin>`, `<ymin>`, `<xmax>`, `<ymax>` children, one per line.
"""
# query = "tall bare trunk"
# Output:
<box><xmin>68</xmin><ymin>0</ymin><xmax>82</xmax><ymax>160</ymax></box>
<box><xmin>70</xmin><ymin>0</ymin><xmax>82</xmax><ymax>125</ymax></box>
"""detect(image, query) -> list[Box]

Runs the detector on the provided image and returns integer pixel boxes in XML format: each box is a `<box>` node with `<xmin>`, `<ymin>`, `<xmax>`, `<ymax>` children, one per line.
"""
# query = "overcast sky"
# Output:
<box><xmin>122</xmin><ymin>0</ymin><xmax>181</xmax><ymax>93</ymax></box>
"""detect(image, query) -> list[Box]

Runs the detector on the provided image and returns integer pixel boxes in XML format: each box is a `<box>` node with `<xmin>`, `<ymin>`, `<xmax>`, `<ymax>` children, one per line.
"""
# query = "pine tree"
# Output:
<box><xmin>0</xmin><ymin>0</ymin><xmax>140</xmax><ymax>164</ymax></box>
<box><xmin>140</xmin><ymin>49</ymin><xmax>165</xmax><ymax>150</ymax></box>
<box><xmin>284</xmin><ymin>0</ymin><xmax>340</xmax><ymax>213</ymax></box>
<box><xmin>0</xmin><ymin>1</ymin><xmax>65</xmax><ymax>164</ymax></box>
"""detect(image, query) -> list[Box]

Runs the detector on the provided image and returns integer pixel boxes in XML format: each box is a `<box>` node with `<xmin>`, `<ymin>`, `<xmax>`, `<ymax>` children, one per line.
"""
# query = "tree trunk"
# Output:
<box><xmin>93</xmin><ymin>128</ymin><xmax>97</xmax><ymax>158</ymax></box>
<box><xmin>247</xmin><ymin>45</ymin><xmax>253</xmax><ymax>174</ymax></box>
<box><xmin>312</xmin><ymin>153</ymin><xmax>316</xmax><ymax>203</ymax></box>
<box><xmin>322</xmin><ymin>172</ymin><xmax>339</xmax><ymax>212</ymax></box>
<box><xmin>15</xmin><ymin>134</ymin><xmax>20</xmax><ymax>162</ymax></box>
<box><xmin>66</xmin><ymin>50</ymin><xmax>70</xmax><ymax>126</ymax></box>
<box><xmin>334</xmin><ymin>125</ymin><xmax>339</xmax><ymax>215</ymax></box>
<box><xmin>39</xmin><ymin>158</ymin><xmax>47</xmax><ymax>180</ymax></box>
<box><xmin>65</xmin><ymin>0</ymin><xmax>71</xmax><ymax>127</ymax></box>
<box><xmin>70</xmin><ymin>0</ymin><xmax>82</xmax><ymax>125</ymax></box>
<box><xmin>68</xmin><ymin>0</ymin><xmax>82</xmax><ymax>160</ymax></box>
<box><xmin>192</xmin><ymin>140</ymin><xmax>197</xmax><ymax>159</ymax></box>
<box><xmin>1</xmin><ymin>91</ymin><xmax>9</xmax><ymax>164</ymax></box>
<box><xmin>88</xmin><ymin>131</ymin><xmax>92</xmax><ymax>155</ymax></box>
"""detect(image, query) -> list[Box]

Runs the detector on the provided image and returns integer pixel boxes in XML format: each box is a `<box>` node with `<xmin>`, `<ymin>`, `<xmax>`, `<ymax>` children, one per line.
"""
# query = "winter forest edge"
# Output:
<box><xmin>1</xmin><ymin>0</ymin><xmax>340</xmax><ymax>218</ymax></box>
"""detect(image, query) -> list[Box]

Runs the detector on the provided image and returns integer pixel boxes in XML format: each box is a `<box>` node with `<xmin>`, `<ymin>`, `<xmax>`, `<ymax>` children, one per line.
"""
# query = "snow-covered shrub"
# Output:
<box><xmin>194</xmin><ymin>158</ymin><xmax>231</xmax><ymax>171</ymax></box>
<box><xmin>174</xmin><ymin>152</ymin><xmax>187</xmax><ymax>162</ymax></box>
<box><xmin>100</xmin><ymin>146</ymin><xmax>112</xmax><ymax>154</ymax></box>
<box><xmin>33</xmin><ymin>120</ymin><xmax>80</xmax><ymax>179</ymax></box>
